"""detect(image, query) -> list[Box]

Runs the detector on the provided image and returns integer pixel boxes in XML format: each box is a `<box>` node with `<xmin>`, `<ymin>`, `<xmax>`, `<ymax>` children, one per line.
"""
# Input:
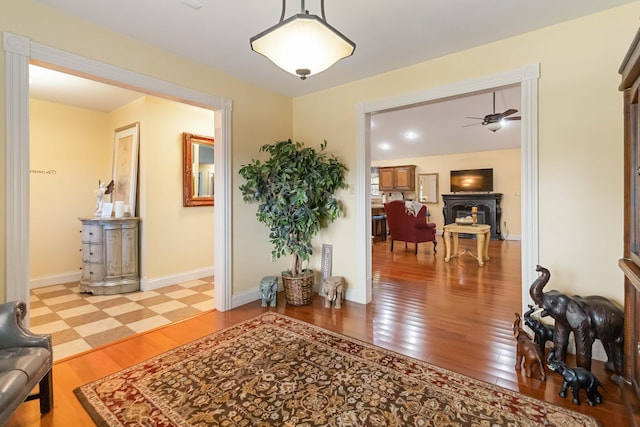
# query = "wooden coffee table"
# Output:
<box><xmin>443</xmin><ymin>223</ymin><xmax>491</xmax><ymax>266</ymax></box>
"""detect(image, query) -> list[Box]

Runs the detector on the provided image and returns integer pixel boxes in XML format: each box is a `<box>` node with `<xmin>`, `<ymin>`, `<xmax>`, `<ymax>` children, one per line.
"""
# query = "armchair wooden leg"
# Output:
<box><xmin>415</xmin><ymin>243</ymin><xmax>418</xmax><ymax>255</ymax></box>
<box><xmin>38</xmin><ymin>370</ymin><xmax>53</xmax><ymax>414</ymax></box>
<box><xmin>390</xmin><ymin>240</ymin><xmax>394</xmax><ymax>251</ymax></box>
<box><xmin>433</xmin><ymin>240</ymin><xmax>437</xmax><ymax>254</ymax></box>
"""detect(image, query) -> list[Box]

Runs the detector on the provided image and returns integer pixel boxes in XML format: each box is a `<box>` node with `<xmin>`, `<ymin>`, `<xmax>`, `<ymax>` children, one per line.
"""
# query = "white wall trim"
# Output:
<box><xmin>30</xmin><ymin>271</ymin><xmax>82</xmax><ymax>289</ymax></box>
<box><xmin>3</xmin><ymin>32</ymin><xmax>31</xmax><ymax>309</ymax></box>
<box><xmin>3</xmin><ymin>31</ymin><xmax>233</xmax><ymax>312</ymax></box>
<box><xmin>356</xmin><ymin>64</ymin><xmax>540</xmax><ymax>311</ymax></box>
<box><xmin>142</xmin><ymin>267</ymin><xmax>214</xmax><ymax>291</ymax></box>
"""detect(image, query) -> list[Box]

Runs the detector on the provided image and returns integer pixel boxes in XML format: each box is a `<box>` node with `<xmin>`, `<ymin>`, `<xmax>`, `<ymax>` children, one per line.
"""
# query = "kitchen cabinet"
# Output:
<box><xmin>378</xmin><ymin>165</ymin><xmax>416</xmax><ymax>191</ymax></box>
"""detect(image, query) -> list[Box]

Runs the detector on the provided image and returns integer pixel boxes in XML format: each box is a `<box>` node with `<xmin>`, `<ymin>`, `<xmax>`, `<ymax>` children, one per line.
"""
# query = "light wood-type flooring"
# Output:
<box><xmin>7</xmin><ymin>238</ymin><xmax>640</xmax><ymax>426</ymax></box>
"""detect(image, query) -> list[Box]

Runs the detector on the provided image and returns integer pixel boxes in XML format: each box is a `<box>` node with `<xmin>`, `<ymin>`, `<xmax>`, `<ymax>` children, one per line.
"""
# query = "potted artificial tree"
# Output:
<box><xmin>239</xmin><ymin>139</ymin><xmax>348</xmax><ymax>305</ymax></box>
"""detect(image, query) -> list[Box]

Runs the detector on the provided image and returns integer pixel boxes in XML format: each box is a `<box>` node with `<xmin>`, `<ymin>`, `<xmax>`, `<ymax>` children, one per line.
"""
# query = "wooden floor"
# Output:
<box><xmin>7</xmin><ymin>238</ymin><xmax>640</xmax><ymax>426</ymax></box>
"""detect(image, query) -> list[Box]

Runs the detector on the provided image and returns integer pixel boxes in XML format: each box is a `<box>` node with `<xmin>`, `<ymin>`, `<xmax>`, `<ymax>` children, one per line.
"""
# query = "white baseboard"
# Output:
<box><xmin>232</xmin><ymin>287</ymin><xmax>263</xmax><ymax>308</ymax></box>
<box><xmin>30</xmin><ymin>271</ymin><xmax>81</xmax><ymax>289</ymax></box>
<box><xmin>141</xmin><ymin>267</ymin><xmax>214</xmax><ymax>291</ymax></box>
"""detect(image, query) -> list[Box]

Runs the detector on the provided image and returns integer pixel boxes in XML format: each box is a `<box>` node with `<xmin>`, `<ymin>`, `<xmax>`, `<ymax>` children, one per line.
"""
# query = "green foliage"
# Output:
<box><xmin>239</xmin><ymin>139</ymin><xmax>348</xmax><ymax>276</ymax></box>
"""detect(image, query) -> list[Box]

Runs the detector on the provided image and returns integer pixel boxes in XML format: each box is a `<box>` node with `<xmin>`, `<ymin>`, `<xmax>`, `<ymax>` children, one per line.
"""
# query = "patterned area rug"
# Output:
<box><xmin>75</xmin><ymin>312</ymin><xmax>599</xmax><ymax>426</ymax></box>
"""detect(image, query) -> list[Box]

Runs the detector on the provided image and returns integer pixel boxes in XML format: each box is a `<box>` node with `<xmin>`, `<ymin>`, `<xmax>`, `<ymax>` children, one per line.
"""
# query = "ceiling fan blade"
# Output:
<box><xmin>504</xmin><ymin>116</ymin><xmax>521</xmax><ymax>121</ymax></box>
<box><xmin>462</xmin><ymin>122</ymin><xmax>482</xmax><ymax>127</ymax></box>
<box><xmin>501</xmin><ymin>109</ymin><xmax>518</xmax><ymax>117</ymax></box>
<box><xmin>465</xmin><ymin>116</ymin><xmax>485</xmax><ymax>120</ymax></box>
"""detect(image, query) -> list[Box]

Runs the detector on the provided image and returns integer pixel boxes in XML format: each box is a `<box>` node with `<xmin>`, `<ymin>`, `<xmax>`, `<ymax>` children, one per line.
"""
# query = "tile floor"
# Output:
<box><xmin>29</xmin><ymin>277</ymin><xmax>214</xmax><ymax>361</ymax></box>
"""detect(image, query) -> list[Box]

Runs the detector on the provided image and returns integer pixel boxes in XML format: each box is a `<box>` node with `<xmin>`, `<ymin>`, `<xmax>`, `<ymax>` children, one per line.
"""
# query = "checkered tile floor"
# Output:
<box><xmin>29</xmin><ymin>277</ymin><xmax>214</xmax><ymax>361</ymax></box>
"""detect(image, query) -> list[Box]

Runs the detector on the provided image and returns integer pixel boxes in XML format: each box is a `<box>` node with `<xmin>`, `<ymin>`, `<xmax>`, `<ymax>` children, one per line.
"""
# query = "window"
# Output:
<box><xmin>371</xmin><ymin>167</ymin><xmax>380</xmax><ymax>196</ymax></box>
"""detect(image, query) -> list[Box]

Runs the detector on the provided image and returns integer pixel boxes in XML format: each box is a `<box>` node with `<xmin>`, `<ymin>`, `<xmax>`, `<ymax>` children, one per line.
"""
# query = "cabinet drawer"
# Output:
<box><xmin>82</xmin><ymin>225</ymin><xmax>103</xmax><ymax>244</ymax></box>
<box><xmin>81</xmin><ymin>263</ymin><xmax>105</xmax><ymax>281</ymax></box>
<box><xmin>82</xmin><ymin>244</ymin><xmax>103</xmax><ymax>263</ymax></box>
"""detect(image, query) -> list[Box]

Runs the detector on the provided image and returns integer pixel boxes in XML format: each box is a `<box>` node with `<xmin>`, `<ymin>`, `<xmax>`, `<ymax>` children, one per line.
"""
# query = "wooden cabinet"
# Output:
<box><xmin>619</xmin><ymin>27</ymin><xmax>640</xmax><ymax>397</ymax></box>
<box><xmin>79</xmin><ymin>217</ymin><xmax>140</xmax><ymax>295</ymax></box>
<box><xmin>378</xmin><ymin>165</ymin><xmax>416</xmax><ymax>191</ymax></box>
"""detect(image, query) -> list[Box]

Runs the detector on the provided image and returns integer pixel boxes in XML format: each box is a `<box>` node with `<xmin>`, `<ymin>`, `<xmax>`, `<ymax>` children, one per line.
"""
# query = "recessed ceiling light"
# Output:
<box><xmin>180</xmin><ymin>0</ymin><xmax>203</xmax><ymax>10</ymax></box>
<box><xmin>404</xmin><ymin>131</ymin><xmax>418</xmax><ymax>140</ymax></box>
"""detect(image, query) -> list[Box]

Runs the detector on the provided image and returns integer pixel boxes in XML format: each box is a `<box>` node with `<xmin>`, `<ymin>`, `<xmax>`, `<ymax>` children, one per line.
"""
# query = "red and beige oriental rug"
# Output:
<box><xmin>75</xmin><ymin>312</ymin><xmax>599</xmax><ymax>426</ymax></box>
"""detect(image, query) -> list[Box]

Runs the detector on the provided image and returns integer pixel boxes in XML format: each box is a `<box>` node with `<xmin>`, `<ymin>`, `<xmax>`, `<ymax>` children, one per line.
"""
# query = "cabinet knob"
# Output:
<box><xmin>89</xmin><ymin>232</ymin><xmax>93</xmax><ymax>236</ymax></box>
<box><xmin>89</xmin><ymin>252</ymin><xmax>93</xmax><ymax>256</ymax></box>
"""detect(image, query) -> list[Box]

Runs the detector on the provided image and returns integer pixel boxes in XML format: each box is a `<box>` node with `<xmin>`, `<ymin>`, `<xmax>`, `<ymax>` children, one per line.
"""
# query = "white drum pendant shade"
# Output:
<box><xmin>251</xmin><ymin>13</ymin><xmax>355</xmax><ymax>79</ymax></box>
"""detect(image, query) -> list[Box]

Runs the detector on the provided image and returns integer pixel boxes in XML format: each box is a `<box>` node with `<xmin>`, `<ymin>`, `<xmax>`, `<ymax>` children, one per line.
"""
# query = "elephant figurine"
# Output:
<box><xmin>513</xmin><ymin>313</ymin><xmax>546</xmax><ymax>381</ymax></box>
<box><xmin>523</xmin><ymin>304</ymin><xmax>554</xmax><ymax>356</ymax></box>
<box><xmin>529</xmin><ymin>265</ymin><xmax>624</xmax><ymax>380</ymax></box>
<box><xmin>547</xmin><ymin>351</ymin><xmax>603</xmax><ymax>406</ymax></box>
<box><xmin>322</xmin><ymin>276</ymin><xmax>344</xmax><ymax>309</ymax></box>
<box><xmin>259</xmin><ymin>276</ymin><xmax>278</xmax><ymax>307</ymax></box>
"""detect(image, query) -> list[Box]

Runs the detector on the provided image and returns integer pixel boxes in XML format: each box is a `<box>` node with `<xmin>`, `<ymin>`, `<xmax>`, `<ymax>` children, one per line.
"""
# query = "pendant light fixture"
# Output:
<box><xmin>250</xmin><ymin>0</ymin><xmax>355</xmax><ymax>80</ymax></box>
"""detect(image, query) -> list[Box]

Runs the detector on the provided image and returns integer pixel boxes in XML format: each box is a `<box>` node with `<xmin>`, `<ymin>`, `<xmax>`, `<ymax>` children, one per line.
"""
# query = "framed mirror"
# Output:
<box><xmin>418</xmin><ymin>173</ymin><xmax>438</xmax><ymax>204</ymax></box>
<box><xmin>183</xmin><ymin>132</ymin><xmax>215</xmax><ymax>207</ymax></box>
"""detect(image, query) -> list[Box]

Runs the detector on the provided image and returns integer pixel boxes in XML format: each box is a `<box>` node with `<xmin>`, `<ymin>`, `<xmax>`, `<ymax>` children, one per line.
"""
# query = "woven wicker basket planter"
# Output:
<box><xmin>282</xmin><ymin>271</ymin><xmax>314</xmax><ymax>306</ymax></box>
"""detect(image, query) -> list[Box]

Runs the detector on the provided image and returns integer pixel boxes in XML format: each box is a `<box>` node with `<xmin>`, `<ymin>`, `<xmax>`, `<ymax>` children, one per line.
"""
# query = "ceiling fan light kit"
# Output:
<box><xmin>486</xmin><ymin>121</ymin><xmax>503</xmax><ymax>132</ymax></box>
<box><xmin>465</xmin><ymin>92</ymin><xmax>521</xmax><ymax>132</ymax></box>
<box><xmin>250</xmin><ymin>0</ymin><xmax>355</xmax><ymax>80</ymax></box>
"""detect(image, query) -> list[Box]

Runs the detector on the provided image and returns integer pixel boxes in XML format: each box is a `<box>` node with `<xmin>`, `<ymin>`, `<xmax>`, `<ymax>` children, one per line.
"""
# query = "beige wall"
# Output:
<box><xmin>138</xmin><ymin>97</ymin><xmax>215</xmax><ymax>279</ymax></box>
<box><xmin>373</xmin><ymin>148</ymin><xmax>521</xmax><ymax>237</ymax></box>
<box><xmin>1</xmin><ymin>0</ymin><xmax>292</xmax><ymax>301</ymax></box>
<box><xmin>4</xmin><ymin>1</ymin><xmax>640</xmax><ymax>306</ymax></box>
<box><xmin>293</xmin><ymin>3</ymin><xmax>640</xmax><ymax>304</ymax></box>
<box><xmin>29</xmin><ymin>99</ymin><xmax>112</xmax><ymax>278</ymax></box>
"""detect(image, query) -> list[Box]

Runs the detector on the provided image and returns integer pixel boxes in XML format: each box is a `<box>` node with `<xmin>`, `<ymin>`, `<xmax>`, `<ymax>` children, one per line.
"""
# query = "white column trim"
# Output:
<box><xmin>3</xmin><ymin>32</ymin><xmax>31</xmax><ymax>309</ymax></box>
<box><xmin>3</xmin><ymin>31</ymin><xmax>233</xmax><ymax>312</ymax></box>
<box><xmin>520</xmin><ymin>64</ymin><xmax>540</xmax><ymax>311</ymax></box>
<box><xmin>356</xmin><ymin>64</ymin><xmax>540</xmax><ymax>311</ymax></box>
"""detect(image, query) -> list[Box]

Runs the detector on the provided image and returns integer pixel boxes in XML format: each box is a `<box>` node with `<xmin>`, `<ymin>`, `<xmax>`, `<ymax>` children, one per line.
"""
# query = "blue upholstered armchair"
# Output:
<box><xmin>0</xmin><ymin>301</ymin><xmax>53</xmax><ymax>424</ymax></box>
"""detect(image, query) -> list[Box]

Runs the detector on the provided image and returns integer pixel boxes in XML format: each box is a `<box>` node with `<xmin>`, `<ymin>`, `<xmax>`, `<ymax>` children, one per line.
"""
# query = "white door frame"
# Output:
<box><xmin>3</xmin><ymin>32</ymin><xmax>233</xmax><ymax>313</ymax></box>
<box><xmin>354</xmin><ymin>64</ymin><xmax>540</xmax><ymax>312</ymax></box>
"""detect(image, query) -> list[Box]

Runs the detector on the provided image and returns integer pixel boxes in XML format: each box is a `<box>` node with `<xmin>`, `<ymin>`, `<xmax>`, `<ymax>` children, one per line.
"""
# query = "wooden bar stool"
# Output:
<box><xmin>372</xmin><ymin>214</ymin><xmax>387</xmax><ymax>242</ymax></box>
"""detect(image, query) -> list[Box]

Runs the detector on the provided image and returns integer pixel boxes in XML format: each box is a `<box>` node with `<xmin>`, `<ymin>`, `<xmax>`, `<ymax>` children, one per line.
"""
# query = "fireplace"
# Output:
<box><xmin>442</xmin><ymin>193</ymin><xmax>503</xmax><ymax>240</ymax></box>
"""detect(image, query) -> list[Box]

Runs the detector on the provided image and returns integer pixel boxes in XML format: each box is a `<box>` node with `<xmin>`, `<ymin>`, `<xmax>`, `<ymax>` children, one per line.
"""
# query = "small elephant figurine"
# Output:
<box><xmin>547</xmin><ymin>351</ymin><xmax>603</xmax><ymax>406</ymax></box>
<box><xmin>322</xmin><ymin>276</ymin><xmax>344</xmax><ymax>309</ymax></box>
<box><xmin>259</xmin><ymin>277</ymin><xmax>278</xmax><ymax>307</ymax></box>
<box><xmin>523</xmin><ymin>304</ymin><xmax>554</xmax><ymax>356</ymax></box>
<box><xmin>513</xmin><ymin>313</ymin><xmax>546</xmax><ymax>381</ymax></box>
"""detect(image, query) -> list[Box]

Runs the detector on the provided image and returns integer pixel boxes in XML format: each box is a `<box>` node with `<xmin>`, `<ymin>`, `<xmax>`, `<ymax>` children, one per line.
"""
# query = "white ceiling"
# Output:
<box><xmin>34</xmin><ymin>0</ymin><xmax>635</xmax><ymax>98</ymax></box>
<box><xmin>29</xmin><ymin>0</ymin><xmax>634</xmax><ymax>159</ymax></box>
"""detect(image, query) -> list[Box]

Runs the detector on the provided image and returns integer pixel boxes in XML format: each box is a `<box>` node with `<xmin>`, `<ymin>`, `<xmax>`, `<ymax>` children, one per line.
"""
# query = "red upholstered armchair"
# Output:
<box><xmin>383</xmin><ymin>200</ymin><xmax>437</xmax><ymax>254</ymax></box>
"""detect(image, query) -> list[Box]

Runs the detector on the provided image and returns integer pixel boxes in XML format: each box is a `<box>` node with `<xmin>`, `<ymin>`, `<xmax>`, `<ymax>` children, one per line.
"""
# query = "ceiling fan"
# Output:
<box><xmin>464</xmin><ymin>92</ymin><xmax>521</xmax><ymax>132</ymax></box>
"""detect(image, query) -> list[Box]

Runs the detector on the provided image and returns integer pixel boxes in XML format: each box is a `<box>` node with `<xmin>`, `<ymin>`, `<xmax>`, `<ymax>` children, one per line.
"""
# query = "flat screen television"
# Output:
<box><xmin>450</xmin><ymin>168</ymin><xmax>493</xmax><ymax>193</ymax></box>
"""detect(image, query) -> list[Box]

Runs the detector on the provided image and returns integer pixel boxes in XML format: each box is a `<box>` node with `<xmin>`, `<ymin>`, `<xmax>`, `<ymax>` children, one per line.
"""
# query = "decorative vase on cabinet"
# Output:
<box><xmin>79</xmin><ymin>217</ymin><xmax>140</xmax><ymax>295</ymax></box>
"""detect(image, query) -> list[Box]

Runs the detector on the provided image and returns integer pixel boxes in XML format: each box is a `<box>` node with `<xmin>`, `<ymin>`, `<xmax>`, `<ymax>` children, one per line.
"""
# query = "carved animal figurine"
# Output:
<box><xmin>513</xmin><ymin>313</ymin><xmax>546</xmax><ymax>381</ymax></box>
<box><xmin>259</xmin><ymin>277</ymin><xmax>278</xmax><ymax>307</ymax></box>
<box><xmin>530</xmin><ymin>265</ymin><xmax>624</xmax><ymax>380</ymax></box>
<box><xmin>523</xmin><ymin>304</ymin><xmax>554</xmax><ymax>356</ymax></box>
<box><xmin>322</xmin><ymin>276</ymin><xmax>344</xmax><ymax>309</ymax></box>
<box><xmin>547</xmin><ymin>351</ymin><xmax>603</xmax><ymax>406</ymax></box>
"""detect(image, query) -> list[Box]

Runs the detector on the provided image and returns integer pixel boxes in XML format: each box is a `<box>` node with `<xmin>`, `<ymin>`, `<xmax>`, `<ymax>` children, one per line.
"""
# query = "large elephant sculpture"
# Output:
<box><xmin>530</xmin><ymin>265</ymin><xmax>624</xmax><ymax>379</ymax></box>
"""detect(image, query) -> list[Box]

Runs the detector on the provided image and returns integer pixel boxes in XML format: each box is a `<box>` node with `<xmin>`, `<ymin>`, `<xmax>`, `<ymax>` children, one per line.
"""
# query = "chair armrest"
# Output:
<box><xmin>415</xmin><ymin>222</ymin><xmax>436</xmax><ymax>230</ymax></box>
<box><xmin>0</xmin><ymin>301</ymin><xmax>51</xmax><ymax>351</ymax></box>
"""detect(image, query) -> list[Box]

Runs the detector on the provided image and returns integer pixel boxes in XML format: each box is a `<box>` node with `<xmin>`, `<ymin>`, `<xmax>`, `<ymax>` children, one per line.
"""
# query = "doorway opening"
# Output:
<box><xmin>4</xmin><ymin>32</ymin><xmax>233</xmax><ymax>331</ymax></box>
